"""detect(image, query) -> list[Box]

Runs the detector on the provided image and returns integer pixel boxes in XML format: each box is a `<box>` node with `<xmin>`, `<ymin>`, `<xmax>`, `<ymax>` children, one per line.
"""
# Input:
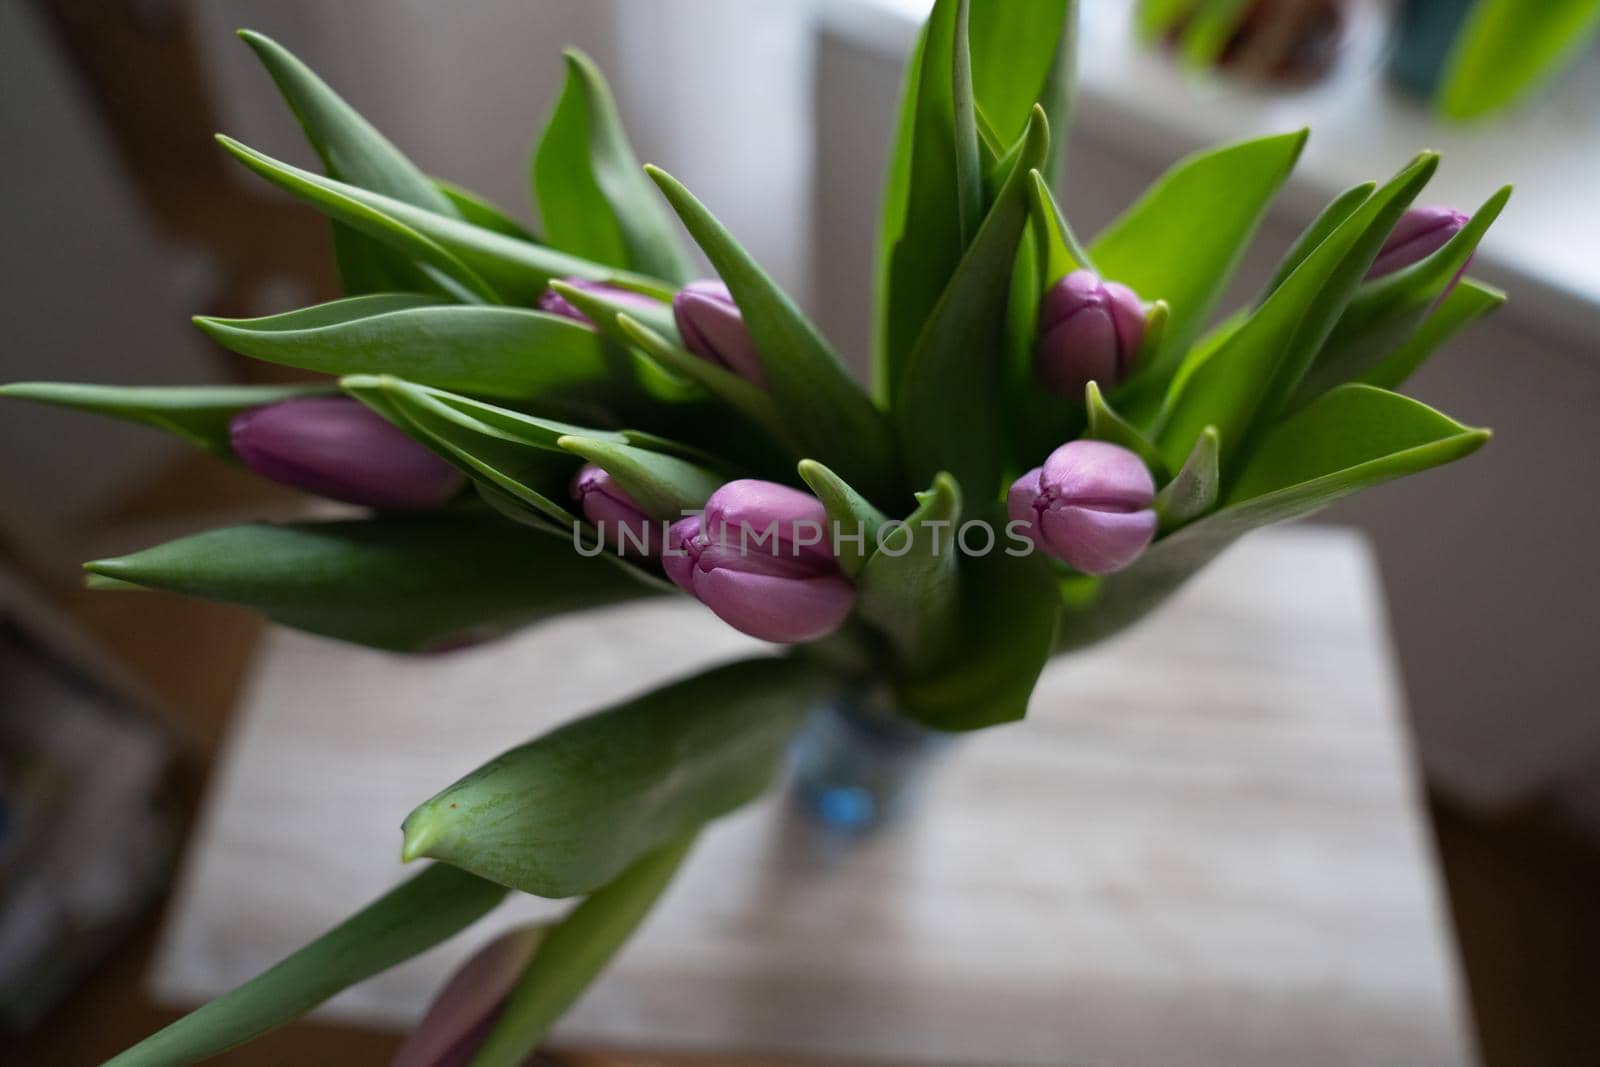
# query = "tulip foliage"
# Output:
<box><xmin>6</xmin><ymin>2</ymin><xmax>1507</xmax><ymax>1063</ymax></box>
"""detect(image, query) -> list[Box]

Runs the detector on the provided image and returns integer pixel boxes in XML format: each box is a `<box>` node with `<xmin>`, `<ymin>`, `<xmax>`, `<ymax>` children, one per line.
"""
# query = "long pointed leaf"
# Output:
<box><xmin>85</xmin><ymin>516</ymin><xmax>655</xmax><ymax>652</ymax></box>
<box><xmin>1157</xmin><ymin>152</ymin><xmax>1438</xmax><ymax>477</ymax></box>
<box><xmin>1360</xmin><ymin>278</ymin><xmax>1505</xmax><ymax>391</ymax></box>
<box><xmin>1292</xmin><ymin>185</ymin><xmax>1510</xmax><ymax>404</ymax></box>
<box><xmin>1260</xmin><ymin>182</ymin><xmax>1374</xmax><ymax>301</ymax></box>
<box><xmin>434</xmin><ymin>178</ymin><xmax>537</xmax><ymax>241</ymax></box>
<box><xmin>1154</xmin><ymin>426</ymin><xmax>1220</xmax><ymax>532</ymax></box>
<box><xmin>646</xmin><ymin>167</ymin><xmax>900</xmax><ymax>506</ymax></box>
<box><xmin>469</xmin><ymin>836</ymin><xmax>694</xmax><ymax>1067</ymax></box>
<box><xmin>879</xmin><ymin>0</ymin><xmax>984</xmax><ymax>395</ymax></box>
<box><xmin>196</xmin><ymin>298</ymin><xmax>643</xmax><ymax>404</ymax></box>
<box><xmin>342</xmin><ymin>376</ymin><xmax>585</xmax><ymax>529</ymax></box>
<box><xmin>0</xmin><ymin>381</ymin><xmax>330</xmax><ymax>457</ymax></box>
<box><xmin>103</xmin><ymin>864</ymin><xmax>505</xmax><ymax>1067</ymax></box>
<box><xmin>896</xmin><ymin>107</ymin><xmax>1049</xmax><ymax>496</ymax></box>
<box><xmin>797</xmin><ymin>459</ymin><xmax>889</xmax><ymax>579</ymax></box>
<box><xmin>897</xmin><ymin>507</ymin><xmax>1061</xmax><ymax>731</ymax></box>
<box><xmin>1060</xmin><ymin>385</ymin><xmax>1487</xmax><ymax>651</ymax></box>
<box><xmin>401</xmin><ymin>657</ymin><xmax>833</xmax><ymax>897</ymax></box>
<box><xmin>534</xmin><ymin>50</ymin><xmax>694</xmax><ymax>282</ymax></box>
<box><xmin>1090</xmin><ymin>130</ymin><xmax>1307</xmax><ymax>369</ymax></box>
<box><xmin>970</xmin><ymin>1</ymin><xmax>1069</xmax><ymax>151</ymax></box>
<box><xmin>237</xmin><ymin>29</ymin><xmax>467</xmax><ymax>298</ymax></box>
<box><xmin>218</xmin><ymin>137</ymin><xmax>669</xmax><ymax>305</ymax></box>
<box><xmin>856</xmin><ymin>474</ymin><xmax>963</xmax><ymax>671</ymax></box>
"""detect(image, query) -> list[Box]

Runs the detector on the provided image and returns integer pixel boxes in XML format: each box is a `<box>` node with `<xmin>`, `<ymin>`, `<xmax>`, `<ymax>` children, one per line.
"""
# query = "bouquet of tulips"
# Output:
<box><xmin>5</xmin><ymin>1</ymin><xmax>1508</xmax><ymax>1063</ymax></box>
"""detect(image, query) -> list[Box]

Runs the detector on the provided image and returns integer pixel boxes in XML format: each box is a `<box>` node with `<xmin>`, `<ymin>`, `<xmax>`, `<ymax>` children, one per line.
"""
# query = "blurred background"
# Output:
<box><xmin>1</xmin><ymin>0</ymin><xmax>1596</xmax><ymax>1064</ymax></box>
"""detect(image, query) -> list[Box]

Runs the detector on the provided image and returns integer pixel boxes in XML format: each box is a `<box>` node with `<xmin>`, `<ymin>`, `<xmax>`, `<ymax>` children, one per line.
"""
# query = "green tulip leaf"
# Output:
<box><xmin>0</xmin><ymin>381</ymin><xmax>331</xmax><ymax>458</ymax></box>
<box><xmin>1225</xmin><ymin>383</ymin><xmax>1490</xmax><ymax>505</ymax></box>
<box><xmin>1106</xmin><ymin>299</ymin><xmax>1174</xmax><ymax>429</ymax></box>
<box><xmin>980</xmin><ymin>115</ymin><xmax>1030</xmax><ymax>203</ymax></box>
<box><xmin>535</xmin><ymin>50</ymin><xmax>694</xmax><ymax>283</ymax></box>
<box><xmin>238</xmin><ymin>30</ymin><xmax>453</xmax><ymax>212</ymax></box>
<box><xmin>196</xmin><ymin>298</ymin><xmax>659</xmax><ymax>412</ymax></box>
<box><xmin>1438</xmin><ymin>0</ymin><xmax>1600</xmax><ymax>120</ymax></box>
<box><xmin>236</xmin><ymin>29</ymin><xmax>473</xmax><ymax>299</ymax></box>
<box><xmin>615</xmin><ymin>314</ymin><xmax>791</xmax><ymax>447</ymax></box>
<box><xmin>646</xmin><ymin>166</ymin><xmax>900</xmax><ymax>507</ymax></box>
<box><xmin>1028</xmin><ymin>171</ymin><xmax>1093</xmax><ymax>285</ymax></box>
<box><xmin>342</xmin><ymin>376</ymin><xmax>583</xmax><ymax>528</ymax></box>
<box><xmin>873</xmin><ymin>21</ymin><xmax>926</xmax><ymax>397</ymax></box>
<box><xmin>856</xmin><ymin>473</ymin><xmax>963</xmax><ymax>670</ymax></box>
<box><xmin>1090</xmin><ymin>130</ymin><xmax>1307</xmax><ymax>371</ymax></box>
<box><xmin>1157</xmin><ymin>152</ymin><xmax>1438</xmax><ymax>478</ymax></box>
<box><xmin>1154</xmin><ymin>425</ymin><xmax>1220</xmax><ymax>532</ymax></box>
<box><xmin>877</xmin><ymin>0</ymin><xmax>983</xmax><ymax>397</ymax></box>
<box><xmin>896</xmin><ymin>107</ymin><xmax>1050</xmax><ymax>497</ymax></box>
<box><xmin>1006</xmin><ymin>174</ymin><xmax>1103</xmax><ymax>466</ymax></box>
<box><xmin>1293</xmin><ymin>185</ymin><xmax>1511</xmax><ymax>405</ymax></box>
<box><xmin>1260</xmin><ymin>182</ymin><xmax>1375</xmax><ymax>301</ymax></box>
<box><xmin>386</xmin><ymin>380</ymin><xmax>628</xmax><ymax>452</ymax></box>
<box><xmin>556</xmin><ymin>435</ymin><xmax>725</xmax><ymax>521</ymax></box>
<box><xmin>218</xmin><ymin>137</ymin><xmax>670</xmax><ymax>306</ymax></box>
<box><xmin>400</xmin><ymin>657</ymin><xmax>833</xmax><ymax>897</ymax></box>
<box><xmin>896</xmin><ymin>507</ymin><xmax>1061</xmax><ymax>731</ymax></box>
<box><xmin>971</xmin><ymin>0</ymin><xmax>1076</xmax><ymax>183</ymax></box>
<box><xmin>1060</xmin><ymin>385</ymin><xmax>1487</xmax><ymax>651</ymax></box>
<box><xmin>432</xmin><ymin>178</ymin><xmax>536</xmax><ymax>241</ymax></box>
<box><xmin>1085</xmin><ymin>381</ymin><xmax>1168</xmax><ymax>480</ymax></box>
<box><xmin>102</xmin><ymin>863</ymin><xmax>506</xmax><ymax>1067</ymax></box>
<box><xmin>84</xmin><ymin>515</ymin><xmax>656</xmax><ymax>652</ymax></box>
<box><xmin>469</xmin><ymin>836</ymin><xmax>694</xmax><ymax>1067</ymax></box>
<box><xmin>547</xmin><ymin>278</ymin><xmax>680</xmax><ymax>349</ymax></box>
<box><xmin>797</xmin><ymin>459</ymin><xmax>890</xmax><ymax>579</ymax></box>
<box><xmin>1360</xmin><ymin>278</ymin><xmax>1506</xmax><ymax>391</ymax></box>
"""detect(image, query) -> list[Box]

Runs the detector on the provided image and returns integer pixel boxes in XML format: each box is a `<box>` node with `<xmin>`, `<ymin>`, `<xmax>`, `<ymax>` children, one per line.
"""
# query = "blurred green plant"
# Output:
<box><xmin>1139</xmin><ymin>0</ymin><xmax>1600</xmax><ymax>118</ymax></box>
<box><xmin>1436</xmin><ymin>0</ymin><xmax>1600</xmax><ymax>119</ymax></box>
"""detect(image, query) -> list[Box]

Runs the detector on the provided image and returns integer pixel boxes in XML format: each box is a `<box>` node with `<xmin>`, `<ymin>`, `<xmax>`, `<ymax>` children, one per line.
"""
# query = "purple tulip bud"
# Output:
<box><xmin>1367</xmin><ymin>205</ymin><xmax>1470</xmax><ymax>280</ymax></box>
<box><xmin>1008</xmin><ymin>440</ymin><xmax>1157</xmax><ymax>575</ymax></box>
<box><xmin>672</xmin><ymin>280</ymin><xmax>769</xmax><ymax>388</ymax></box>
<box><xmin>390</xmin><ymin>924</ymin><xmax>544</xmax><ymax>1067</ymax></box>
<box><xmin>536</xmin><ymin>277</ymin><xmax>659</xmax><ymax>327</ymax></box>
<box><xmin>1036</xmin><ymin>270</ymin><xmax>1147</xmax><ymax>399</ymax></box>
<box><xmin>229</xmin><ymin>397</ymin><xmax>463</xmax><ymax>510</ymax></box>
<box><xmin>662</xmin><ymin>479</ymin><xmax>853</xmax><ymax>643</ymax></box>
<box><xmin>570</xmin><ymin>462</ymin><xmax>658</xmax><ymax>556</ymax></box>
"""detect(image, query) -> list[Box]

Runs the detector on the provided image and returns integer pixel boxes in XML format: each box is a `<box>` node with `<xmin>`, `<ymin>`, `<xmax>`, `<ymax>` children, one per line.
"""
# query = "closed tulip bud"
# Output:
<box><xmin>229</xmin><ymin>397</ymin><xmax>463</xmax><ymax>510</ymax></box>
<box><xmin>389</xmin><ymin>924</ymin><xmax>544</xmax><ymax>1067</ymax></box>
<box><xmin>663</xmin><ymin>479</ymin><xmax>853</xmax><ymax>643</ymax></box>
<box><xmin>672</xmin><ymin>280</ymin><xmax>769</xmax><ymax>387</ymax></box>
<box><xmin>1008</xmin><ymin>440</ymin><xmax>1157</xmax><ymax>575</ymax></box>
<box><xmin>1036</xmin><ymin>270</ymin><xmax>1147</xmax><ymax>399</ymax></box>
<box><xmin>536</xmin><ymin>277</ymin><xmax>659</xmax><ymax>327</ymax></box>
<box><xmin>1367</xmin><ymin>205</ymin><xmax>1469</xmax><ymax>280</ymax></box>
<box><xmin>571</xmin><ymin>462</ymin><xmax>658</xmax><ymax>556</ymax></box>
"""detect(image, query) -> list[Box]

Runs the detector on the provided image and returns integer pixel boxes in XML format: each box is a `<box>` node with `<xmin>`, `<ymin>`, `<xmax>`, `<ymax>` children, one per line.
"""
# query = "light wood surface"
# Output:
<box><xmin>149</xmin><ymin>525</ymin><xmax>1476</xmax><ymax>1066</ymax></box>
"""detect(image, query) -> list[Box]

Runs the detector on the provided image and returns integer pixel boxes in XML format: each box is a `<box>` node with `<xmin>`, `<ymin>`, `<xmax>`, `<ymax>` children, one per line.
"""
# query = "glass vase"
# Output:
<box><xmin>788</xmin><ymin>691</ymin><xmax>955</xmax><ymax>835</ymax></box>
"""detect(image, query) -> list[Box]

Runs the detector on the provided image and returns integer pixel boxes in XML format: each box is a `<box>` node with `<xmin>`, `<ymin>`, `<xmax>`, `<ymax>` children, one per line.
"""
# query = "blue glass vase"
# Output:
<box><xmin>788</xmin><ymin>693</ymin><xmax>955</xmax><ymax>835</ymax></box>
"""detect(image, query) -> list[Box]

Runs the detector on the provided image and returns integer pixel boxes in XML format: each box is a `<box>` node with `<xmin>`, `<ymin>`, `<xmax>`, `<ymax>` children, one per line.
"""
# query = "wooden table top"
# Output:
<box><xmin>149</xmin><ymin>525</ymin><xmax>1475</xmax><ymax>1067</ymax></box>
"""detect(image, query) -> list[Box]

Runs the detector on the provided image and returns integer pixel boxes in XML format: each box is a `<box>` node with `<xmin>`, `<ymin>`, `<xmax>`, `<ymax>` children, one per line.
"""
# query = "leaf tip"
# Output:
<box><xmin>399</xmin><ymin>811</ymin><xmax>440</xmax><ymax>864</ymax></box>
